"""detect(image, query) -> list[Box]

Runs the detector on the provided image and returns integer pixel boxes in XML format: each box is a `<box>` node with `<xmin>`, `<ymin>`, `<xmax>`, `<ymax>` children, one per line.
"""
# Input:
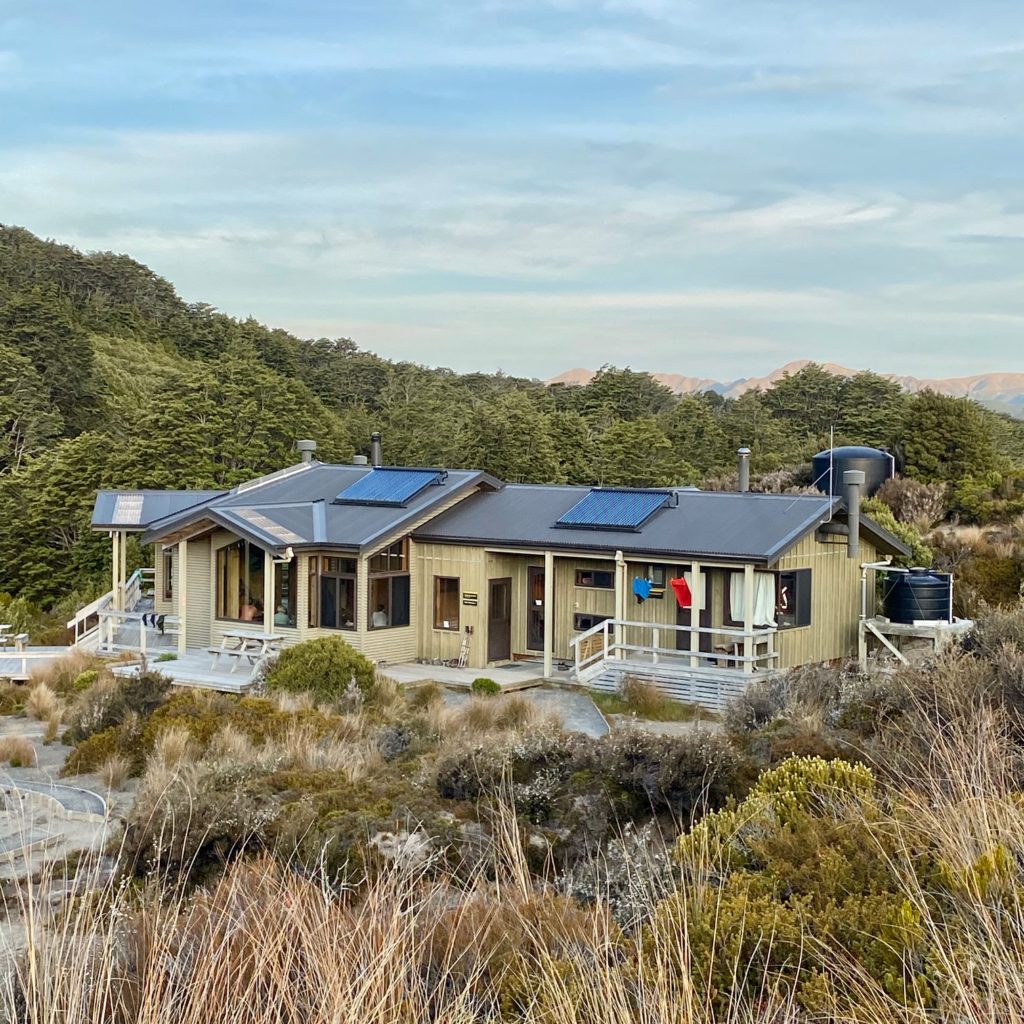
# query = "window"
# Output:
<box><xmin>162</xmin><ymin>548</ymin><xmax>173</xmax><ymax>601</ymax></box>
<box><xmin>216</xmin><ymin>539</ymin><xmax>265</xmax><ymax>623</ymax></box>
<box><xmin>776</xmin><ymin>569</ymin><xmax>812</xmax><ymax>629</ymax></box>
<box><xmin>726</xmin><ymin>569</ymin><xmax>812</xmax><ymax>630</ymax></box>
<box><xmin>575</xmin><ymin>569</ymin><xmax>614</xmax><ymax>589</ymax></box>
<box><xmin>273</xmin><ymin>557</ymin><xmax>298</xmax><ymax>628</ymax></box>
<box><xmin>368</xmin><ymin>539</ymin><xmax>408</xmax><ymax>574</ymax></box>
<box><xmin>368</xmin><ymin>539</ymin><xmax>410</xmax><ymax>630</ymax></box>
<box><xmin>433</xmin><ymin>577</ymin><xmax>460</xmax><ymax>630</ymax></box>
<box><xmin>574</xmin><ymin>612</ymin><xmax>611</xmax><ymax>632</ymax></box>
<box><xmin>642</xmin><ymin>564</ymin><xmax>668</xmax><ymax>599</ymax></box>
<box><xmin>309</xmin><ymin>555</ymin><xmax>356</xmax><ymax>630</ymax></box>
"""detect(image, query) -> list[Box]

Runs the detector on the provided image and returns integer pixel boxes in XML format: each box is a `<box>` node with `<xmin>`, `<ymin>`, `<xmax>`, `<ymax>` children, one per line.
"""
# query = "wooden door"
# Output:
<box><xmin>527</xmin><ymin>565</ymin><xmax>546</xmax><ymax>651</ymax></box>
<box><xmin>676</xmin><ymin>570</ymin><xmax>713</xmax><ymax>652</ymax></box>
<box><xmin>487</xmin><ymin>577</ymin><xmax>512</xmax><ymax>663</ymax></box>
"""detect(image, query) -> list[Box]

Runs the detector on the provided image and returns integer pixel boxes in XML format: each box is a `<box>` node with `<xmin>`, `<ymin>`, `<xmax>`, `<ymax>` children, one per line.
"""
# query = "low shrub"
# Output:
<box><xmin>62</xmin><ymin>670</ymin><xmax>170</xmax><ymax>745</ymax></box>
<box><xmin>25</xmin><ymin>683</ymin><xmax>59</xmax><ymax>722</ymax></box>
<box><xmin>407</xmin><ymin>681</ymin><xmax>444</xmax><ymax>710</ymax></box>
<box><xmin>154</xmin><ymin>652</ymin><xmax>178</xmax><ymax>663</ymax></box>
<box><xmin>471</xmin><ymin>677</ymin><xmax>501</xmax><ymax>697</ymax></box>
<box><xmin>0</xmin><ymin>683</ymin><xmax>25</xmax><ymax>716</ymax></box>
<box><xmin>265</xmin><ymin>637</ymin><xmax>376</xmax><ymax>704</ymax></box>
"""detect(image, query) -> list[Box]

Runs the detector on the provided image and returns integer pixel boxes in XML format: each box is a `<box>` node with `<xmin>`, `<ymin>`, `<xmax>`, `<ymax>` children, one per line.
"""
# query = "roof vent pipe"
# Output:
<box><xmin>370</xmin><ymin>432</ymin><xmax>383</xmax><ymax>468</ymax></box>
<box><xmin>296</xmin><ymin>439</ymin><xmax>317</xmax><ymax>465</ymax></box>
<box><xmin>844</xmin><ymin>469</ymin><xmax>865</xmax><ymax>560</ymax></box>
<box><xmin>737</xmin><ymin>447</ymin><xmax>751</xmax><ymax>493</ymax></box>
<box><xmin>352</xmin><ymin>454</ymin><xmax>369</xmax><ymax>466</ymax></box>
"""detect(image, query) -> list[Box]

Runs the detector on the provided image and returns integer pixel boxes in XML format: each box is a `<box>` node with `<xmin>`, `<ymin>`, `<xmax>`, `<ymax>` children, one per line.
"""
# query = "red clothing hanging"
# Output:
<box><xmin>670</xmin><ymin>577</ymin><xmax>692</xmax><ymax>609</ymax></box>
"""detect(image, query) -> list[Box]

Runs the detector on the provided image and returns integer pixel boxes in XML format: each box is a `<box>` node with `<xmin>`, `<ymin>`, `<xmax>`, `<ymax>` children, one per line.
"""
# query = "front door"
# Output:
<box><xmin>487</xmin><ymin>577</ymin><xmax>512</xmax><ymax>662</ymax></box>
<box><xmin>676</xmin><ymin>569</ymin><xmax>713</xmax><ymax>652</ymax></box>
<box><xmin>527</xmin><ymin>565</ymin><xmax>546</xmax><ymax>651</ymax></box>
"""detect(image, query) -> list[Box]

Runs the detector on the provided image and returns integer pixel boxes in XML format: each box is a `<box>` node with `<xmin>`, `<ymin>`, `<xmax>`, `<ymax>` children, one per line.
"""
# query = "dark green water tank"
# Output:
<box><xmin>881</xmin><ymin>568</ymin><xmax>952</xmax><ymax>624</ymax></box>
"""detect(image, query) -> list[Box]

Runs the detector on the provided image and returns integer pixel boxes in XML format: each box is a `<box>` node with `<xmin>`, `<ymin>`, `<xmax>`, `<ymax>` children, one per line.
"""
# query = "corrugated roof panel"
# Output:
<box><xmin>334</xmin><ymin>467</ymin><xmax>446</xmax><ymax>507</ymax></box>
<box><xmin>556</xmin><ymin>488</ymin><xmax>671</xmax><ymax>531</ymax></box>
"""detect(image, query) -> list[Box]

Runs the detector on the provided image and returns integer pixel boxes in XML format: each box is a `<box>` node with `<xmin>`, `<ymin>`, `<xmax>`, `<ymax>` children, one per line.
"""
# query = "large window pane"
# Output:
<box><xmin>369</xmin><ymin>573</ymin><xmax>410</xmax><ymax>629</ymax></box>
<box><xmin>433</xmin><ymin>576</ymin><xmax>460</xmax><ymax>630</ymax></box>
<box><xmin>216</xmin><ymin>539</ymin><xmax>265</xmax><ymax>623</ymax></box>
<box><xmin>308</xmin><ymin>553</ymin><xmax>356</xmax><ymax>630</ymax></box>
<box><xmin>273</xmin><ymin>558</ymin><xmax>297</xmax><ymax>628</ymax></box>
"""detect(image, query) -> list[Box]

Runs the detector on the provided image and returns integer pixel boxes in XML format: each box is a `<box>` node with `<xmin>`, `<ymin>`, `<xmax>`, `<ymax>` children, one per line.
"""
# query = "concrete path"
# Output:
<box><xmin>3</xmin><ymin>779</ymin><xmax>106</xmax><ymax>818</ymax></box>
<box><xmin>386</xmin><ymin>659</ymin><xmax>576</xmax><ymax>692</ymax></box>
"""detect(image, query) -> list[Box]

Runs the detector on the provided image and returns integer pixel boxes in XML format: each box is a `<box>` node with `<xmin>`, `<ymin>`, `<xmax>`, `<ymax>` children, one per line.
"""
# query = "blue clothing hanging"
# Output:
<box><xmin>632</xmin><ymin>577</ymin><xmax>653</xmax><ymax>603</ymax></box>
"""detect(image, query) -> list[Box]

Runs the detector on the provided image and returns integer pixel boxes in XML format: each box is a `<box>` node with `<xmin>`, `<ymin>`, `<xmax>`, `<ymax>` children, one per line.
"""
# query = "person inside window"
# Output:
<box><xmin>240</xmin><ymin>596</ymin><xmax>259</xmax><ymax>622</ymax></box>
<box><xmin>274</xmin><ymin>601</ymin><xmax>291</xmax><ymax>627</ymax></box>
<box><xmin>340</xmin><ymin>606</ymin><xmax>355</xmax><ymax>628</ymax></box>
<box><xmin>371</xmin><ymin>603</ymin><xmax>389</xmax><ymax>628</ymax></box>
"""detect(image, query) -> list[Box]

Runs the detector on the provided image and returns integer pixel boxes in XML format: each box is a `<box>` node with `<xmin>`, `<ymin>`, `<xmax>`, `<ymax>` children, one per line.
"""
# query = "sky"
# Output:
<box><xmin>2</xmin><ymin>0</ymin><xmax>1024</xmax><ymax>381</ymax></box>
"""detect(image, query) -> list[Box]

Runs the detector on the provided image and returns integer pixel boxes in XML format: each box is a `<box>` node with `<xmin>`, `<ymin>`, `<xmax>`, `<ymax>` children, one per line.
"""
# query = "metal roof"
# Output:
<box><xmin>124</xmin><ymin>463</ymin><xmax>495</xmax><ymax>554</ymax></box>
<box><xmin>413</xmin><ymin>484</ymin><xmax>911</xmax><ymax>564</ymax></box>
<box><xmin>91</xmin><ymin>490</ymin><xmax>227</xmax><ymax>530</ymax></box>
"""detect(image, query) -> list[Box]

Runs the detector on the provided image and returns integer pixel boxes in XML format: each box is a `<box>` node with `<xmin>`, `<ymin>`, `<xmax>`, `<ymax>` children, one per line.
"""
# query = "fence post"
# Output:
<box><xmin>652</xmin><ymin>627</ymin><xmax>660</xmax><ymax>665</ymax></box>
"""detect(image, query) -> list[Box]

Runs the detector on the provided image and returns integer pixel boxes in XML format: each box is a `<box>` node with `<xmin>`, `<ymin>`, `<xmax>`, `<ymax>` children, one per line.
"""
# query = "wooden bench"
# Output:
<box><xmin>207</xmin><ymin>646</ymin><xmax>262</xmax><ymax>672</ymax></box>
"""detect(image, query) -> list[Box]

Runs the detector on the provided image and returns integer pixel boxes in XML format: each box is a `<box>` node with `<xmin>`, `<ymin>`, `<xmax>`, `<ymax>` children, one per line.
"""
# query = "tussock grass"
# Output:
<box><xmin>97</xmin><ymin>753</ymin><xmax>130</xmax><ymax>790</ymax></box>
<box><xmin>0</xmin><ymin>735</ymin><xmax>37</xmax><ymax>767</ymax></box>
<box><xmin>24</xmin><ymin>681</ymin><xmax>60</xmax><ymax>721</ymax></box>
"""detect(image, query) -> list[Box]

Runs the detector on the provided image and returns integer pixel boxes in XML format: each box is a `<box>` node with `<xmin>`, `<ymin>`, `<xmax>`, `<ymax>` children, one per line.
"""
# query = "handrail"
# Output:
<box><xmin>569</xmin><ymin>616</ymin><xmax>778</xmax><ymax>683</ymax></box>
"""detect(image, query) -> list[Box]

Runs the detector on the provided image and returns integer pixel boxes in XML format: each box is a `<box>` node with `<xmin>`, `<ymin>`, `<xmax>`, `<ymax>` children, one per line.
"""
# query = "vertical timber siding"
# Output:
<box><xmin>773</xmin><ymin>533</ymin><xmax>878</xmax><ymax>668</ymax></box>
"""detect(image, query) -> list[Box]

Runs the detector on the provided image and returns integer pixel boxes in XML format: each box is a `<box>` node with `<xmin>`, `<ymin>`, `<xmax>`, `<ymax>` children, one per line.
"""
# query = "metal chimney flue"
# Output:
<box><xmin>844</xmin><ymin>469</ymin><xmax>865</xmax><ymax>560</ymax></box>
<box><xmin>296</xmin><ymin>439</ymin><xmax>317</xmax><ymax>465</ymax></box>
<box><xmin>370</xmin><ymin>432</ymin><xmax>384</xmax><ymax>468</ymax></box>
<box><xmin>737</xmin><ymin>447</ymin><xmax>751</xmax><ymax>493</ymax></box>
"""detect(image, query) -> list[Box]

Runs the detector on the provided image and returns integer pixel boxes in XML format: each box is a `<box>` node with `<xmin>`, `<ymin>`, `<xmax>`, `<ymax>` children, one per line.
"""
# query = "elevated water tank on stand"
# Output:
<box><xmin>812</xmin><ymin>446</ymin><xmax>894</xmax><ymax>497</ymax></box>
<box><xmin>881</xmin><ymin>569</ymin><xmax>953</xmax><ymax>624</ymax></box>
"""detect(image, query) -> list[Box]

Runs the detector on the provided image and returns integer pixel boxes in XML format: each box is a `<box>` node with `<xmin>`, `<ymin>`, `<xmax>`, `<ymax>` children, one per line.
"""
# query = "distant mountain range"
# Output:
<box><xmin>547</xmin><ymin>360</ymin><xmax>1024</xmax><ymax>415</ymax></box>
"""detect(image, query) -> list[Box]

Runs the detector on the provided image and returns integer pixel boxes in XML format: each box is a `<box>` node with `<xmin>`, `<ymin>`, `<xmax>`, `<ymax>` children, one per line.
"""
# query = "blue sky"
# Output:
<box><xmin>2</xmin><ymin>0</ymin><xmax>1023</xmax><ymax>380</ymax></box>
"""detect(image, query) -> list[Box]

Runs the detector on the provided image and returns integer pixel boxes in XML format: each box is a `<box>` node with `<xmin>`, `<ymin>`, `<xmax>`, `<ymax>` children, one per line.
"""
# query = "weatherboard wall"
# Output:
<box><xmin>773</xmin><ymin>532</ymin><xmax>878</xmax><ymax>668</ymax></box>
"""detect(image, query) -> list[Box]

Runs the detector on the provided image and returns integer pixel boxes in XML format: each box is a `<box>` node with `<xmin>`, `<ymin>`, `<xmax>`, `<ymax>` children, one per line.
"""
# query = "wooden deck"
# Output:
<box><xmin>112</xmin><ymin>651</ymin><xmax>256</xmax><ymax>694</ymax></box>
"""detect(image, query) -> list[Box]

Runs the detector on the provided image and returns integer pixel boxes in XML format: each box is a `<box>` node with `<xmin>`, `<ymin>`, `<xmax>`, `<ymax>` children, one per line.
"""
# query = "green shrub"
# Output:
<box><xmin>154</xmin><ymin>652</ymin><xmax>178</xmax><ymax>663</ymax></box>
<box><xmin>471</xmin><ymin>677</ymin><xmax>500</xmax><ymax>697</ymax></box>
<box><xmin>265</xmin><ymin>637</ymin><xmax>376</xmax><ymax>703</ymax></box>
<box><xmin>73</xmin><ymin>669</ymin><xmax>100</xmax><ymax>692</ymax></box>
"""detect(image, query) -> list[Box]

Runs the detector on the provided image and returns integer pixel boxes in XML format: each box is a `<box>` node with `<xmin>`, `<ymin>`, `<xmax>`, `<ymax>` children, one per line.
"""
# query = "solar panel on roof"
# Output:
<box><xmin>555</xmin><ymin>488</ymin><xmax>672</xmax><ymax>531</ymax></box>
<box><xmin>111</xmin><ymin>493</ymin><xmax>145</xmax><ymax>525</ymax></box>
<box><xmin>334</xmin><ymin>468</ymin><xmax>447</xmax><ymax>507</ymax></box>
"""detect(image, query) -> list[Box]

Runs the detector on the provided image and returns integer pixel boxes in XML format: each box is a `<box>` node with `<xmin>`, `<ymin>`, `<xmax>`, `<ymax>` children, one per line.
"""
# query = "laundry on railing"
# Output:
<box><xmin>141</xmin><ymin>613</ymin><xmax>166</xmax><ymax>634</ymax></box>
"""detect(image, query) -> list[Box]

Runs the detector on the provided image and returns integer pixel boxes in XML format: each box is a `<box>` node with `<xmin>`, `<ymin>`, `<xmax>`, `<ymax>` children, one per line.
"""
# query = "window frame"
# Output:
<box><xmin>433</xmin><ymin>576</ymin><xmax>461</xmax><ymax>631</ymax></box>
<box><xmin>575</xmin><ymin>568</ymin><xmax>615</xmax><ymax>590</ymax></box>
<box><xmin>367</xmin><ymin>538</ymin><xmax>411</xmax><ymax>631</ymax></box>
<box><xmin>308</xmin><ymin>554</ymin><xmax>357</xmax><ymax>631</ymax></box>
<box><xmin>272</xmin><ymin>556</ymin><xmax>298</xmax><ymax>629</ymax></box>
<box><xmin>725</xmin><ymin>568</ymin><xmax>812</xmax><ymax>630</ymax></box>
<box><xmin>573</xmin><ymin>612</ymin><xmax>612</xmax><ymax>632</ymax></box>
<box><xmin>215</xmin><ymin>538</ymin><xmax>267</xmax><ymax>624</ymax></box>
<box><xmin>162</xmin><ymin>547</ymin><xmax>173</xmax><ymax>602</ymax></box>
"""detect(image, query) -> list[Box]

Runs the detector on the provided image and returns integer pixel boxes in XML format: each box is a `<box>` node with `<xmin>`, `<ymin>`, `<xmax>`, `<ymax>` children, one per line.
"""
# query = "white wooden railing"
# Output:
<box><xmin>67</xmin><ymin>567</ymin><xmax>156</xmax><ymax>647</ymax></box>
<box><xmin>0</xmin><ymin>650</ymin><xmax>67</xmax><ymax>681</ymax></box>
<box><xmin>94</xmin><ymin>608</ymin><xmax>181</xmax><ymax>655</ymax></box>
<box><xmin>569</xmin><ymin>617</ymin><xmax>778</xmax><ymax>684</ymax></box>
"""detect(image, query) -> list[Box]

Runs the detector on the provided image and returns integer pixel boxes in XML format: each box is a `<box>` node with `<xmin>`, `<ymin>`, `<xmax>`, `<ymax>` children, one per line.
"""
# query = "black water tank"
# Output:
<box><xmin>881</xmin><ymin>569</ymin><xmax>952</xmax><ymax>624</ymax></box>
<box><xmin>811</xmin><ymin>446</ymin><xmax>894</xmax><ymax>497</ymax></box>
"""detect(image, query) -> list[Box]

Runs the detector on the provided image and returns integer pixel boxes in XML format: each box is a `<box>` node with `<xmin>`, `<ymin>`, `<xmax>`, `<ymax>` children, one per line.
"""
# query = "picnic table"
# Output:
<box><xmin>208</xmin><ymin>629</ymin><xmax>282</xmax><ymax>672</ymax></box>
<box><xmin>0</xmin><ymin>625</ymin><xmax>29</xmax><ymax>652</ymax></box>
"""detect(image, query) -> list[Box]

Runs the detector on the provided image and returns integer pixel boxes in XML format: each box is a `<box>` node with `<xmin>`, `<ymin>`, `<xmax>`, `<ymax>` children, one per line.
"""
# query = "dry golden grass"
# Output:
<box><xmin>270</xmin><ymin>721</ymin><xmax>382</xmax><ymax>781</ymax></box>
<box><xmin>150</xmin><ymin>724</ymin><xmax>197</xmax><ymax>770</ymax></box>
<box><xmin>97</xmin><ymin>754</ymin><xmax>130</xmax><ymax>790</ymax></box>
<box><xmin>28</xmin><ymin>649</ymin><xmax>104</xmax><ymax>691</ymax></box>
<box><xmin>0</xmin><ymin>735</ymin><xmax>37</xmax><ymax>767</ymax></box>
<box><xmin>24</xmin><ymin>681</ymin><xmax>60</xmax><ymax>721</ymax></box>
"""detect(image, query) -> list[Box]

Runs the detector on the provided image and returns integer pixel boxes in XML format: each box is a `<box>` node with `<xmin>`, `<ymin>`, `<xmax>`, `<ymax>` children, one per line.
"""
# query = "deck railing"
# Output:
<box><xmin>67</xmin><ymin>566</ymin><xmax>156</xmax><ymax>647</ymax></box>
<box><xmin>94</xmin><ymin>608</ymin><xmax>181</xmax><ymax>655</ymax></box>
<box><xmin>569</xmin><ymin>617</ymin><xmax>778</xmax><ymax>684</ymax></box>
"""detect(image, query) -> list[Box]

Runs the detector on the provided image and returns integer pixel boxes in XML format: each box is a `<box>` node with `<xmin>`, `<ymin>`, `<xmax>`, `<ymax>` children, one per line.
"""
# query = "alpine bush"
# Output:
<box><xmin>265</xmin><ymin>637</ymin><xmax>376</xmax><ymax>703</ymax></box>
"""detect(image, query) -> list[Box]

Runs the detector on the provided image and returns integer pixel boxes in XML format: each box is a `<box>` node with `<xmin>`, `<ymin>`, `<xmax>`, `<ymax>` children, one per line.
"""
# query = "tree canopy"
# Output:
<box><xmin>1</xmin><ymin>224</ymin><xmax>1021</xmax><ymax>606</ymax></box>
